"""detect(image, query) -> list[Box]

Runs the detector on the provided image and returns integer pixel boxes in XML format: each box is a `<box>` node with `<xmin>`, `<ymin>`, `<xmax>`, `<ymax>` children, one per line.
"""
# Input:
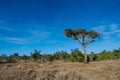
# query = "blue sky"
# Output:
<box><xmin>0</xmin><ymin>0</ymin><xmax>120</xmax><ymax>55</ymax></box>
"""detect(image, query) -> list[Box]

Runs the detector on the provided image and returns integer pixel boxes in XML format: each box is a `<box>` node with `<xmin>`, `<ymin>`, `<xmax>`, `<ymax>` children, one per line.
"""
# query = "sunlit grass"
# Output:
<box><xmin>0</xmin><ymin>60</ymin><xmax>120</xmax><ymax>80</ymax></box>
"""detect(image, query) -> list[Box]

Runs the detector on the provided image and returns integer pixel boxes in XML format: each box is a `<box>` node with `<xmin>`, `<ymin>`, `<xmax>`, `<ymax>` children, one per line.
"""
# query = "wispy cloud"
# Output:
<box><xmin>92</xmin><ymin>25</ymin><xmax>106</xmax><ymax>33</ymax></box>
<box><xmin>3</xmin><ymin>37</ymin><xmax>25</xmax><ymax>44</ymax></box>
<box><xmin>45</xmin><ymin>40</ymin><xmax>61</xmax><ymax>43</ymax></box>
<box><xmin>109</xmin><ymin>24</ymin><xmax>119</xmax><ymax>31</ymax></box>
<box><xmin>92</xmin><ymin>23</ymin><xmax>120</xmax><ymax>40</ymax></box>
<box><xmin>0</xmin><ymin>27</ymin><xmax>13</xmax><ymax>31</ymax></box>
<box><xmin>30</xmin><ymin>30</ymin><xmax>51</xmax><ymax>38</ymax></box>
<box><xmin>1</xmin><ymin>29</ymin><xmax>51</xmax><ymax>45</ymax></box>
<box><xmin>103</xmin><ymin>30</ymin><xmax>120</xmax><ymax>39</ymax></box>
<box><xmin>5</xmin><ymin>37</ymin><xmax>24</xmax><ymax>42</ymax></box>
<box><xmin>117</xmin><ymin>34</ymin><xmax>120</xmax><ymax>37</ymax></box>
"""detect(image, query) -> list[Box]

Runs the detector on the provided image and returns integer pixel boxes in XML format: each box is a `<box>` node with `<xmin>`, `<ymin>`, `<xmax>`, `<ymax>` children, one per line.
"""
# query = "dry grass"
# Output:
<box><xmin>0</xmin><ymin>60</ymin><xmax>120</xmax><ymax>80</ymax></box>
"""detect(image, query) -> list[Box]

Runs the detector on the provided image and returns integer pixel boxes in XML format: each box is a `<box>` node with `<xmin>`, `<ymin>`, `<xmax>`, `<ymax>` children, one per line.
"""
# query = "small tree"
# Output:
<box><xmin>64</xmin><ymin>28</ymin><xmax>100</xmax><ymax>63</ymax></box>
<box><xmin>46</xmin><ymin>54</ymin><xmax>54</xmax><ymax>62</ymax></box>
<box><xmin>0</xmin><ymin>54</ymin><xmax>8</xmax><ymax>63</ymax></box>
<box><xmin>21</xmin><ymin>54</ymin><xmax>30</xmax><ymax>60</ymax></box>
<box><xmin>70</xmin><ymin>48</ymin><xmax>84</xmax><ymax>62</ymax></box>
<box><xmin>30</xmin><ymin>50</ymin><xmax>41</xmax><ymax>61</ymax></box>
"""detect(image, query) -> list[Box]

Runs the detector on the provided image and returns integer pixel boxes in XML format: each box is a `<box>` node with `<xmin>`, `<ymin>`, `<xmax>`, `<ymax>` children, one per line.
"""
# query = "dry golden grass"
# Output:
<box><xmin>0</xmin><ymin>60</ymin><xmax>120</xmax><ymax>80</ymax></box>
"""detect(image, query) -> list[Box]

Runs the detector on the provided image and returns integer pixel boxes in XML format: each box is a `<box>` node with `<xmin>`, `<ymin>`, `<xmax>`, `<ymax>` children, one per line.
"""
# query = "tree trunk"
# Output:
<box><xmin>83</xmin><ymin>46</ymin><xmax>88</xmax><ymax>64</ymax></box>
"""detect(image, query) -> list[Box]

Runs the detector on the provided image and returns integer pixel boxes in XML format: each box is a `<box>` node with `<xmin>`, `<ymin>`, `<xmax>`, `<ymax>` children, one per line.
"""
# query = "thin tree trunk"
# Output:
<box><xmin>83</xmin><ymin>46</ymin><xmax>88</xmax><ymax>64</ymax></box>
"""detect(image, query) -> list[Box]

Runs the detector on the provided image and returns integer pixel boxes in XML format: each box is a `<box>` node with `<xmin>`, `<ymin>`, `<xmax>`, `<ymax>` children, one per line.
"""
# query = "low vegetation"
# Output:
<box><xmin>0</xmin><ymin>48</ymin><xmax>120</xmax><ymax>63</ymax></box>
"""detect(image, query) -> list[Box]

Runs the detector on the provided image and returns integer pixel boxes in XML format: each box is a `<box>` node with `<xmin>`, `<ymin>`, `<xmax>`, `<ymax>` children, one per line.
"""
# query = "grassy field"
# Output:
<box><xmin>0</xmin><ymin>60</ymin><xmax>120</xmax><ymax>80</ymax></box>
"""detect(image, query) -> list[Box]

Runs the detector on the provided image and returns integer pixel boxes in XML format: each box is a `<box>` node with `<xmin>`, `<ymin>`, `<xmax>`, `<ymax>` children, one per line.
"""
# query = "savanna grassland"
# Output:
<box><xmin>0</xmin><ymin>60</ymin><xmax>120</xmax><ymax>80</ymax></box>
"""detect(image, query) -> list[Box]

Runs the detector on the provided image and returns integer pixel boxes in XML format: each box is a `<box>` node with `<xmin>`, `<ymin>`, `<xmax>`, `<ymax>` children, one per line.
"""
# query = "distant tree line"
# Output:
<box><xmin>0</xmin><ymin>48</ymin><xmax>120</xmax><ymax>63</ymax></box>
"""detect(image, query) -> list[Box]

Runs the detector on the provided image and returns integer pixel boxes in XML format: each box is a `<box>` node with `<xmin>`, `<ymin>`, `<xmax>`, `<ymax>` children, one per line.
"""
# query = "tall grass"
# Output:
<box><xmin>0</xmin><ymin>60</ymin><xmax>119</xmax><ymax>80</ymax></box>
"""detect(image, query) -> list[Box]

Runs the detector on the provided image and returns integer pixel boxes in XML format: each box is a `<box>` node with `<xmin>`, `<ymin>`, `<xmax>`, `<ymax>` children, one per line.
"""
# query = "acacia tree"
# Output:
<box><xmin>64</xmin><ymin>28</ymin><xmax>100</xmax><ymax>63</ymax></box>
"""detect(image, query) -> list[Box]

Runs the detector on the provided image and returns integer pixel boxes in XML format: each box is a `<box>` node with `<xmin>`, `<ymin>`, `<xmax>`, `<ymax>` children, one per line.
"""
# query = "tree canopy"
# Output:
<box><xmin>64</xmin><ymin>28</ymin><xmax>100</xmax><ymax>63</ymax></box>
<box><xmin>64</xmin><ymin>28</ymin><xmax>100</xmax><ymax>48</ymax></box>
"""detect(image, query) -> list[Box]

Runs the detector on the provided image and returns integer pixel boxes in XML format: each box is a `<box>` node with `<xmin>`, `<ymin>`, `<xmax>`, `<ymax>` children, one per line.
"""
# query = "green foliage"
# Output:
<box><xmin>53</xmin><ymin>51</ymin><xmax>69</xmax><ymax>61</ymax></box>
<box><xmin>21</xmin><ymin>54</ymin><xmax>30</xmax><ymax>60</ymax></box>
<box><xmin>113</xmin><ymin>49</ymin><xmax>120</xmax><ymax>59</ymax></box>
<box><xmin>11</xmin><ymin>53</ymin><xmax>20</xmax><ymax>62</ymax></box>
<box><xmin>98</xmin><ymin>50</ymin><xmax>113</xmax><ymax>60</ymax></box>
<box><xmin>45</xmin><ymin>54</ymin><xmax>54</xmax><ymax>62</ymax></box>
<box><xmin>53</xmin><ymin>51</ymin><xmax>61</xmax><ymax>60</ymax></box>
<box><xmin>64</xmin><ymin>28</ymin><xmax>100</xmax><ymax>63</ymax></box>
<box><xmin>64</xmin><ymin>28</ymin><xmax>100</xmax><ymax>47</ymax></box>
<box><xmin>92</xmin><ymin>54</ymin><xmax>98</xmax><ymax>61</ymax></box>
<box><xmin>0</xmin><ymin>54</ymin><xmax>8</xmax><ymax>63</ymax></box>
<box><xmin>70</xmin><ymin>48</ymin><xmax>84</xmax><ymax>62</ymax></box>
<box><xmin>89</xmin><ymin>52</ymin><xmax>98</xmax><ymax>61</ymax></box>
<box><xmin>0</xmin><ymin>53</ymin><xmax>20</xmax><ymax>63</ymax></box>
<box><xmin>70</xmin><ymin>56</ymin><xmax>76</xmax><ymax>62</ymax></box>
<box><xmin>30</xmin><ymin>50</ymin><xmax>41</xmax><ymax>61</ymax></box>
<box><xmin>7</xmin><ymin>55</ymin><xmax>16</xmax><ymax>63</ymax></box>
<box><xmin>8</xmin><ymin>53</ymin><xmax>21</xmax><ymax>63</ymax></box>
<box><xmin>88</xmin><ymin>48</ymin><xmax>120</xmax><ymax>61</ymax></box>
<box><xmin>0</xmin><ymin>48</ymin><xmax>120</xmax><ymax>63</ymax></box>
